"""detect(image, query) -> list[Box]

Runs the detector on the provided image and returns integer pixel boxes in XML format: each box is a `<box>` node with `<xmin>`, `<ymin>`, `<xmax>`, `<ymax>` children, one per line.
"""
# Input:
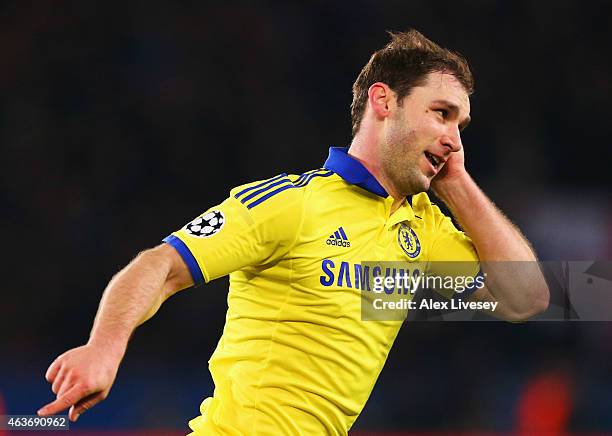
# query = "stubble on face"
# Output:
<box><xmin>380</xmin><ymin>107</ymin><xmax>431</xmax><ymax>197</ymax></box>
<box><xmin>378</xmin><ymin>72</ymin><xmax>470</xmax><ymax>198</ymax></box>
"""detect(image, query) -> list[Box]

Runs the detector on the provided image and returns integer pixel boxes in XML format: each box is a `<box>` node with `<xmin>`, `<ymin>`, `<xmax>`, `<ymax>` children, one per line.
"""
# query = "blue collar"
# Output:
<box><xmin>323</xmin><ymin>147</ymin><xmax>388</xmax><ymax>197</ymax></box>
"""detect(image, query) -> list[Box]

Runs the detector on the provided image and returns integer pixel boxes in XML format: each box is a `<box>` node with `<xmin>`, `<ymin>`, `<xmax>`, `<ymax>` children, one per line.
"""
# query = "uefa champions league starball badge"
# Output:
<box><xmin>398</xmin><ymin>223</ymin><xmax>421</xmax><ymax>258</ymax></box>
<box><xmin>185</xmin><ymin>210</ymin><xmax>225</xmax><ymax>237</ymax></box>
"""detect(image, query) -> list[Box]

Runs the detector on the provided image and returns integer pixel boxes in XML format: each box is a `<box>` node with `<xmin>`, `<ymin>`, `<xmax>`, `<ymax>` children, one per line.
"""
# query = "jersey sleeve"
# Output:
<box><xmin>163</xmin><ymin>174</ymin><xmax>304</xmax><ymax>285</ymax></box>
<box><xmin>426</xmin><ymin>204</ymin><xmax>483</xmax><ymax>299</ymax></box>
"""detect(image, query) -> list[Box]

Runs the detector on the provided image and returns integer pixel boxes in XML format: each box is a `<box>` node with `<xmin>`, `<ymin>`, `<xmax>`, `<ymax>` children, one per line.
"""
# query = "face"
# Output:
<box><xmin>380</xmin><ymin>71</ymin><xmax>471</xmax><ymax>196</ymax></box>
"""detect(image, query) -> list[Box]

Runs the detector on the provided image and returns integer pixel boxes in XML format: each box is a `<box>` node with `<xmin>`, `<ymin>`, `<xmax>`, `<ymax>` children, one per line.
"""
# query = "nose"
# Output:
<box><xmin>441</xmin><ymin>125</ymin><xmax>462</xmax><ymax>153</ymax></box>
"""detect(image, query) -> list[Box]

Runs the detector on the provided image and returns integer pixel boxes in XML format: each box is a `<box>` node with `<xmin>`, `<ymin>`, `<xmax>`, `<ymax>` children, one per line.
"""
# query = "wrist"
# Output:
<box><xmin>88</xmin><ymin>332</ymin><xmax>129</xmax><ymax>361</ymax></box>
<box><xmin>432</xmin><ymin>171</ymin><xmax>475</xmax><ymax>207</ymax></box>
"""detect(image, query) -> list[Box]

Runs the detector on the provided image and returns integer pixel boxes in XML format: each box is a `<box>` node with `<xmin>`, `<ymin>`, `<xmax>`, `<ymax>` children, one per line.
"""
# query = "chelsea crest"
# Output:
<box><xmin>398</xmin><ymin>223</ymin><xmax>421</xmax><ymax>258</ymax></box>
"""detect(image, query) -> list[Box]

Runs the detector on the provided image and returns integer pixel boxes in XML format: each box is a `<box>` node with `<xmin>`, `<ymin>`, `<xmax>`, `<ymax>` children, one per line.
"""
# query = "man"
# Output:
<box><xmin>38</xmin><ymin>30</ymin><xmax>549</xmax><ymax>434</ymax></box>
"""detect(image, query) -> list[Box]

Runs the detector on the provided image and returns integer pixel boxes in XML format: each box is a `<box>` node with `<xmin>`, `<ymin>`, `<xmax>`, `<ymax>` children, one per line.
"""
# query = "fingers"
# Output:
<box><xmin>45</xmin><ymin>357</ymin><xmax>62</xmax><ymax>383</ymax></box>
<box><xmin>68</xmin><ymin>391</ymin><xmax>106</xmax><ymax>422</ymax></box>
<box><xmin>51</xmin><ymin>366</ymin><xmax>76</xmax><ymax>397</ymax></box>
<box><xmin>38</xmin><ymin>384</ymin><xmax>87</xmax><ymax>417</ymax></box>
<box><xmin>57</xmin><ymin>380</ymin><xmax>75</xmax><ymax>398</ymax></box>
<box><xmin>41</xmin><ymin>346</ymin><xmax>115</xmax><ymax>422</ymax></box>
<box><xmin>68</xmin><ymin>405</ymin><xmax>79</xmax><ymax>423</ymax></box>
<box><xmin>51</xmin><ymin>368</ymin><xmax>66</xmax><ymax>395</ymax></box>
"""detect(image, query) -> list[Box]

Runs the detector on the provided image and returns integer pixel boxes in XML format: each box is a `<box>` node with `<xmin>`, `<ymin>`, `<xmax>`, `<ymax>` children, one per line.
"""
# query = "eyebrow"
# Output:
<box><xmin>432</xmin><ymin>99</ymin><xmax>471</xmax><ymax>131</ymax></box>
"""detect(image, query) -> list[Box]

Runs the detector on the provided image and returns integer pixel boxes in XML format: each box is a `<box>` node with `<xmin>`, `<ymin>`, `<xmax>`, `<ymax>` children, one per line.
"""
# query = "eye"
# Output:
<box><xmin>435</xmin><ymin>109</ymin><xmax>448</xmax><ymax>119</ymax></box>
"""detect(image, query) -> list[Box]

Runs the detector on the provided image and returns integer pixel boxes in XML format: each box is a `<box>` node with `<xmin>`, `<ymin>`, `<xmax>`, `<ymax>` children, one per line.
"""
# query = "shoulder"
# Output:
<box><xmin>411</xmin><ymin>192</ymin><xmax>440</xmax><ymax>217</ymax></box>
<box><xmin>225</xmin><ymin>168</ymin><xmax>337</xmax><ymax>227</ymax></box>
<box><xmin>230</xmin><ymin>168</ymin><xmax>335</xmax><ymax>211</ymax></box>
<box><xmin>410</xmin><ymin>192</ymin><xmax>453</xmax><ymax>228</ymax></box>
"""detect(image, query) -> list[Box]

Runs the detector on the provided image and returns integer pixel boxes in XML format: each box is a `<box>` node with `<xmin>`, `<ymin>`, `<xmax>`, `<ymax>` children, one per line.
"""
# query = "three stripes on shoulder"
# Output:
<box><xmin>234</xmin><ymin>169</ymin><xmax>333</xmax><ymax>209</ymax></box>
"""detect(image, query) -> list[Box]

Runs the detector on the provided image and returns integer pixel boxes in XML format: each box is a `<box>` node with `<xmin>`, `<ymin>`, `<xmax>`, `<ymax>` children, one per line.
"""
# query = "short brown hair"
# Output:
<box><xmin>350</xmin><ymin>29</ymin><xmax>474</xmax><ymax>137</ymax></box>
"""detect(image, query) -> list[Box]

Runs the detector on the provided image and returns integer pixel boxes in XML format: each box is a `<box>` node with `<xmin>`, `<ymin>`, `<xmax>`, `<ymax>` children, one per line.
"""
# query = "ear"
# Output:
<box><xmin>367</xmin><ymin>82</ymin><xmax>394</xmax><ymax>120</ymax></box>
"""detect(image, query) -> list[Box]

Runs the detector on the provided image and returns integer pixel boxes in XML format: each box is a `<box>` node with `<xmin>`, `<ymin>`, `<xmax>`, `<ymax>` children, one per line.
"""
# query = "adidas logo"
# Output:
<box><xmin>326</xmin><ymin>226</ymin><xmax>351</xmax><ymax>247</ymax></box>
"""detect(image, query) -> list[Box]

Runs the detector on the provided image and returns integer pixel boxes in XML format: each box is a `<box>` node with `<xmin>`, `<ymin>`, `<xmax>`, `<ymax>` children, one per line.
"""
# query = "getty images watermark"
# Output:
<box><xmin>360</xmin><ymin>261</ymin><xmax>612</xmax><ymax>321</ymax></box>
<box><xmin>360</xmin><ymin>261</ymin><xmax>490</xmax><ymax>321</ymax></box>
<box><xmin>371</xmin><ymin>270</ymin><xmax>493</xmax><ymax>311</ymax></box>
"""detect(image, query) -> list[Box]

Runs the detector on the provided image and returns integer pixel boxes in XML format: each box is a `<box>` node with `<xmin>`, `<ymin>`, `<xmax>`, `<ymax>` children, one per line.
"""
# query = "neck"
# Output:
<box><xmin>348</xmin><ymin>136</ymin><xmax>406</xmax><ymax>205</ymax></box>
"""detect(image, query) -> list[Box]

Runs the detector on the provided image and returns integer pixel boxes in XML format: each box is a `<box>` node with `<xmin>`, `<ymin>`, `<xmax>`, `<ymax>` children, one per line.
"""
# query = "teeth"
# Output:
<box><xmin>426</xmin><ymin>152</ymin><xmax>438</xmax><ymax>167</ymax></box>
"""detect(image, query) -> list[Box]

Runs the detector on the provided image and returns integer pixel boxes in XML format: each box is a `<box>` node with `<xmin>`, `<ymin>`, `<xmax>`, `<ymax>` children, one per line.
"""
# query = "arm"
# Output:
<box><xmin>38</xmin><ymin>243</ymin><xmax>193</xmax><ymax>421</ymax></box>
<box><xmin>432</xmin><ymin>153</ymin><xmax>549</xmax><ymax>321</ymax></box>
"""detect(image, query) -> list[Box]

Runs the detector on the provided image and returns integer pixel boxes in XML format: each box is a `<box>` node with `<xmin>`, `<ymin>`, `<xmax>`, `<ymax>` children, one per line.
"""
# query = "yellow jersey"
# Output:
<box><xmin>163</xmin><ymin>147</ymin><xmax>480</xmax><ymax>435</ymax></box>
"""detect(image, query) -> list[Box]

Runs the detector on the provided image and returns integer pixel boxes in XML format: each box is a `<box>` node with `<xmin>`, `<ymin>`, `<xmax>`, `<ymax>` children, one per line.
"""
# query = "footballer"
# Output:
<box><xmin>39</xmin><ymin>30</ymin><xmax>549</xmax><ymax>435</ymax></box>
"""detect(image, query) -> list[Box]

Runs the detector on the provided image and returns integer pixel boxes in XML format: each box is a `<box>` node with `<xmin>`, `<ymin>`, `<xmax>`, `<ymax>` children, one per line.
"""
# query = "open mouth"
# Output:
<box><xmin>424</xmin><ymin>151</ymin><xmax>440</xmax><ymax>170</ymax></box>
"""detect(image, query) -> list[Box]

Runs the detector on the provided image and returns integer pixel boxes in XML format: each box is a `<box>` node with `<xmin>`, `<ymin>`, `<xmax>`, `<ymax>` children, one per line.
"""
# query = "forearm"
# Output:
<box><xmin>434</xmin><ymin>173</ymin><xmax>549</xmax><ymax>318</ymax></box>
<box><xmin>434</xmin><ymin>173</ymin><xmax>534</xmax><ymax>261</ymax></box>
<box><xmin>38</xmin><ymin>244</ymin><xmax>191</xmax><ymax>420</ymax></box>
<box><xmin>88</xmin><ymin>246</ymin><xmax>176</xmax><ymax>356</ymax></box>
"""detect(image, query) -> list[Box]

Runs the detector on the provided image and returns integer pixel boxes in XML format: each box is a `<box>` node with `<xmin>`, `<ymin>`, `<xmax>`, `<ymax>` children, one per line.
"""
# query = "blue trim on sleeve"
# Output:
<box><xmin>163</xmin><ymin>235</ymin><xmax>205</xmax><ymax>285</ymax></box>
<box><xmin>323</xmin><ymin>147</ymin><xmax>388</xmax><ymax>197</ymax></box>
<box><xmin>453</xmin><ymin>268</ymin><xmax>485</xmax><ymax>299</ymax></box>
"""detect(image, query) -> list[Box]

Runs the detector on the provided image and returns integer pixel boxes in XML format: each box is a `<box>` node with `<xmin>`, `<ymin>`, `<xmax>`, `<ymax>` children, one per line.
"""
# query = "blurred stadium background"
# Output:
<box><xmin>1</xmin><ymin>1</ymin><xmax>611</xmax><ymax>434</ymax></box>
